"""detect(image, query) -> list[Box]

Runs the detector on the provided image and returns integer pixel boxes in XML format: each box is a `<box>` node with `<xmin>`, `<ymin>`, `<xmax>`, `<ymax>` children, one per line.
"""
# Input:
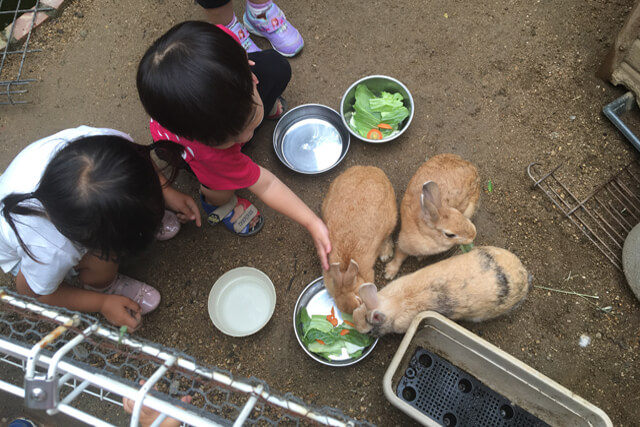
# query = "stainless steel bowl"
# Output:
<box><xmin>340</xmin><ymin>75</ymin><xmax>414</xmax><ymax>143</ymax></box>
<box><xmin>293</xmin><ymin>277</ymin><xmax>378</xmax><ymax>367</ymax></box>
<box><xmin>273</xmin><ymin>104</ymin><xmax>350</xmax><ymax>174</ymax></box>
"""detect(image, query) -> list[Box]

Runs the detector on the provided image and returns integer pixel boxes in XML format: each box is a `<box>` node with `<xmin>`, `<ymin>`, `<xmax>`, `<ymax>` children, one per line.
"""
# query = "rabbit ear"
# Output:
<box><xmin>421</xmin><ymin>181</ymin><xmax>441</xmax><ymax>223</ymax></box>
<box><xmin>369</xmin><ymin>309</ymin><xmax>386</xmax><ymax>326</ymax></box>
<box><xmin>328</xmin><ymin>262</ymin><xmax>342</xmax><ymax>284</ymax></box>
<box><xmin>344</xmin><ymin>259</ymin><xmax>360</xmax><ymax>289</ymax></box>
<box><xmin>358</xmin><ymin>283</ymin><xmax>379</xmax><ymax>309</ymax></box>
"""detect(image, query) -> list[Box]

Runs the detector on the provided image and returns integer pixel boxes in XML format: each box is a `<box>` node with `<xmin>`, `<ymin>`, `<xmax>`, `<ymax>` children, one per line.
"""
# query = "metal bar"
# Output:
<box><xmin>54</xmin><ymin>403</ymin><xmax>116</xmax><ymax>427</ymax></box>
<box><xmin>26</xmin><ymin>315</ymin><xmax>79</xmax><ymax>378</ymax></box>
<box><xmin>233</xmin><ymin>384</ymin><xmax>263</xmax><ymax>427</ymax></box>
<box><xmin>49</xmin><ymin>379</ymin><xmax>91</xmax><ymax>415</ymax></box>
<box><xmin>0</xmin><ymin>338</ymin><xmax>224</xmax><ymax>427</ymax></box>
<box><xmin>0</xmin><ymin>291</ymin><xmax>365</xmax><ymax>427</ymax></box>
<box><xmin>527</xmin><ymin>161</ymin><xmax>640</xmax><ymax>271</ymax></box>
<box><xmin>47</xmin><ymin>323</ymin><xmax>98</xmax><ymax>379</ymax></box>
<box><xmin>591</xmin><ymin>196</ymin><xmax>625</xmax><ymax>246</ymax></box>
<box><xmin>603</xmin><ymin>92</ymin><xmax>640</xmax><ymax>151</ymax></box>
<box><xmin>130</xmin><ymin>356</ymin><xmax>176</xmax><ymax>427</ymax></box>
<box><xmin>0</xmin><ymin>378</ymin><xmax>25</xmax><ymax>397</ymax></box>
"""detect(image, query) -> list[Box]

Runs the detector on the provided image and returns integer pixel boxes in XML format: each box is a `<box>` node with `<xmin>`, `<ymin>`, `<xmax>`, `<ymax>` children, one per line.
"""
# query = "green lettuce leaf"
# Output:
<box><xmin>369</xmin><ymin>91</ymin><xmax>404</xmax><ymax>112</ymax></box>
<box><xmin>349</xmin><ymin>84</ymin><xmax>410</xmax><ymax>139</ymax></box>
<box><xmin>299</xmin><ymin>307</ymin><xmax>374</xmax><ymax>360</ymax></box>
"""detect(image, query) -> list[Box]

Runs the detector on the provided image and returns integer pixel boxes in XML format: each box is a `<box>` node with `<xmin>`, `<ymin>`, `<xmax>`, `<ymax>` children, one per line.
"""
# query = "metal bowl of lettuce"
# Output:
<box><xmin>340</xmin><ymin>75</ymin><xmax>414</xmax><ymax>143</ymax></box>
<box><xmin>293</xmin><ymin>277</ymin><xmax>378</xmax><ymax>367</ymax></box>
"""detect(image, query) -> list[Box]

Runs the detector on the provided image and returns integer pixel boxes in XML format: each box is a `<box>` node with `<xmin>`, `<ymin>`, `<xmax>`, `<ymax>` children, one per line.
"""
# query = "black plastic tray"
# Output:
<box><xmin>396</xmin><ymin>347</ymin><xmax>550</xmax><ymax>427</ymax></box>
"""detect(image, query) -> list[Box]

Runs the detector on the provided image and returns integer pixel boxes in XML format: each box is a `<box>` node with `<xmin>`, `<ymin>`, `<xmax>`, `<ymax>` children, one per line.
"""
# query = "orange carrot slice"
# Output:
<box><xmin>377</xmin><ymin>123</ymin><xmax>393</xmax><ymax>130</ymax></box>
<box><xmin>316</xmin><ymin>339</ymin><xmax>325</xmax><ymax>345</ymax></box>
<box><xmin>343</xmin><ymin>320</ymin><xmax>355</xmax><ymax>327</ymax></box>
<box><xmin>340</xmin><ymin>329</ymin><xmax>350</xmax><ymax>336</ymax></box>
<box><xmin>367</xmin><ymin>128</ymin><xmax>383</xmax><ymax>140</ymax></box>
<box><xmin>326</xmin><ymin>307</ymin><xmax>339</xmax><ymax>326</ymax></box>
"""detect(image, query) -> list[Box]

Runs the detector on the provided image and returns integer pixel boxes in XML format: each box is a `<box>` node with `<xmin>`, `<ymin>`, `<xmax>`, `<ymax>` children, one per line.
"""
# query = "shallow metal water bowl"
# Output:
<box><xmin>273</xmin><ymin>104</ymin><xmax>350</xmax><ymax>174</ymax></box>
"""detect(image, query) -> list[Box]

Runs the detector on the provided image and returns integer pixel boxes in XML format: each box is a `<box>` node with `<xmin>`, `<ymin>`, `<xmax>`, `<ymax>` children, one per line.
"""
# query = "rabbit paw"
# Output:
<box><xmin>379</xmin><ymin>237</ymin><xmax>395</xmax><ymax>262</ymax></box>
<box><xmin>384</xmin><ymin>262</ymin><xmax>400</xmax><ymax>280</ymax></box>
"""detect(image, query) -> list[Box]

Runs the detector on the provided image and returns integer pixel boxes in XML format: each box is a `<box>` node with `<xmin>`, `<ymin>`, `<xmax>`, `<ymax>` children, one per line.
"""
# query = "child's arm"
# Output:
<box><xmin>15</xmin><ymin>271</ymin><xmax>142</xmax><ymax>330</ymax></box>
<box><xmin>155</xmin><ymin>168</ymin><xmax>202</xmax><ymax>227</ymax></box>
<box><xmin>249</xmin><ymin>167</ymin><xmax>331</xmax><ymax>270</ymax></box>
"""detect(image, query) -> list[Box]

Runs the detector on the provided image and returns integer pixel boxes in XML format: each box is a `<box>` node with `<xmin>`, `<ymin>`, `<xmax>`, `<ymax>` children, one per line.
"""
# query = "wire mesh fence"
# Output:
<box><xmin>0</xmin><ymin>0</ymin><xmax>52</xmax><ymax>105</ymax></box>
<box><xmin>527</xmin><ymin>159</ymin><xmax>640</xmax><ymax>270</ymax></box>
<box><xmin>0</xmin><ymin>287</ymin><xmax>375</xmax><ymax>426</ymax></box>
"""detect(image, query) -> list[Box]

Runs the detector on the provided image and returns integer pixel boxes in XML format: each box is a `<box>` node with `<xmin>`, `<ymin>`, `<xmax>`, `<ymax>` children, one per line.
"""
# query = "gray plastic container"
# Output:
<box><xmin>384</xmin><ymin>311</ymin><xmax>613</xmax><ymax>427</ymax></box>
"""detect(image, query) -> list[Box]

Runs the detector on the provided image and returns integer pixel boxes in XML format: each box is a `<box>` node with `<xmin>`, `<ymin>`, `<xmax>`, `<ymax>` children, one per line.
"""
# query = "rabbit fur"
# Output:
<box><xmin>321</xmin><ymin>165</ymin><xmax>397</xmax><ymax>314</ymax></box>
<box><xmin>385</xmin><ymin>153</ymin><xmax>481</xmax><ymax>279</ymax></box>
<box><xmin>353</xmin><ymin>246</ymin><xmax>531</xmax><ymax>336</ymax></box>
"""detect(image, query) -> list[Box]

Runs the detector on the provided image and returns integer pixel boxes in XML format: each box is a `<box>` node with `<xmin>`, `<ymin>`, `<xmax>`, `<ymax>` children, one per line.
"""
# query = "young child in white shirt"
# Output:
<box><xmin>0</xmin><ymin>126</ymin><xmax>198</xmax><ymax>330</ymax></box>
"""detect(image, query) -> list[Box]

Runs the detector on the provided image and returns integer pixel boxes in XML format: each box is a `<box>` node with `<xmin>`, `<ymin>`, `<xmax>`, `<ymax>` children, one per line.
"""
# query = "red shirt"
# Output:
<box><xmin>150</xmin><ymin>120</ymin><xmax>260</xmax><ymax>191</ymax></box>
<box><xmin>148</xmin><ymin>24</ymin><xmax>260</xmax><ymax>191</ymax></box>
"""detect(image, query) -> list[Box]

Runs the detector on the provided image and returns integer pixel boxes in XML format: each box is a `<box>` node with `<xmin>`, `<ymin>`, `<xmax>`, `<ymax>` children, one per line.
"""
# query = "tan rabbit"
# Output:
<box><xmin>321</xmin><ymin>166</ymin><xmax>397</xmax><ymax>314</ymax></box>
<box><xmin>384</xmin><ymin>153</ymin><xmax>481</xmax><ymax>280</ymax></box>
<box><xmin>353</xmin><ymin>246</ymin><xmax>531</xmax><ymax>336</ymax></box>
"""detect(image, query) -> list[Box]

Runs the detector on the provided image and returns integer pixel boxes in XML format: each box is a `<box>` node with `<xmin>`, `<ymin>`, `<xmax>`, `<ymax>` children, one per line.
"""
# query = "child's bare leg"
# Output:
<box><xmin>201</xmin><ymin>1</ymin><xmax>234</xmax><ymax>26</ymax></box>
<box><xmin>201</xmin><ymin>185</ymin><xmax>261</xmax><ymax>228</ymax></box>
<box><xmin>74</xmin><ymin>253</ymin><xmax>118</xmax><ymax>289</ymax></box>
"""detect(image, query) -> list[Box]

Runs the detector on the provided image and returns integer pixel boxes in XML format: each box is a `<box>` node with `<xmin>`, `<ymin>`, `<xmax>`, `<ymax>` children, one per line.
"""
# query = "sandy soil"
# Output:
<box><xmin>1</xmin><ymin>0</ymin><xmax>640</xmax><ymax>425</ymax></box>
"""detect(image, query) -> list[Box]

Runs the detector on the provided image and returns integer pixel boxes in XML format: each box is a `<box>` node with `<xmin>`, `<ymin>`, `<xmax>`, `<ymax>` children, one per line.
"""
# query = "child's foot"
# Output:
<box><xmin>243</xmin><ymin>1</ymin><xmax>304</xmax><ymax>57</ymax></box>
<box><xmin>156</xmin><ymin>210</ymin><xmax>181</xmax><ymax>241</ymax></box>
<box><xmin>266</xmin><ymin>96</ymin><xmax>288</xmax><ymax>120</ymax></box>
<box><xmin>227</xmin><ymin>14</ymin><xmax>262</xmax><ymax>53</ymax></box>
<box><xmin>201</xmin><ymin>194</ymin><xmax>264</xmax><ymax>236</ymax></box>
<box><xmin>86</xmin><ymin>274</ymin><xmax>161</xmax><ymax>315</ymax></box>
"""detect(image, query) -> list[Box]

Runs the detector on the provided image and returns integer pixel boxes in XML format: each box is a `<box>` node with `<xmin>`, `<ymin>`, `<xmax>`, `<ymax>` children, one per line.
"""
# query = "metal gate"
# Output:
<box><xmin>0</xmin><ymin>287</ymin><xmax>374</xmax><ymax>427</ymax></box>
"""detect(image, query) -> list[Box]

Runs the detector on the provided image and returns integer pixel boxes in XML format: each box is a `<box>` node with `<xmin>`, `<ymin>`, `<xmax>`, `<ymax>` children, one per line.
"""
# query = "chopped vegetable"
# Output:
<box><xmin>460</xmin><ymin>243</ymin><xmax>474</xmax><ymax>253</ymax></box>
<box><xmin>367</xmin><ymin>129</ymin><xmax>383</xmax><ymax>140</ymax></box>
<box><xmin>326</xmin><ymin>307</ymin><xmax>339</xmax><ymax>326</ymax></box>
<box><xmin>487</xmin><ymin>179</ymin><xmax>494</xmax><ymax>193</ymax></box>
<box><xmin>349</xmin><ymin>84</ymin><xmax>410</xmax><ymax>139</ymax></box>
<box><xmin>299</xmin><ymin>307</ymin><xmax>374</xmax><ymax>361</ymax></box>
<box><xmin>118</xmin><ymin>325</ymin><xmax>127</xmax><ymax>345</ymax></box>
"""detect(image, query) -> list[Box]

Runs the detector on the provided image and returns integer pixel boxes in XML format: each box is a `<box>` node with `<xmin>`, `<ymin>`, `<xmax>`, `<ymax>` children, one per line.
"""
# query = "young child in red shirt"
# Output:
<box><xmin>137</xmin><ymin>21</ymin><xmax>331</xmax><ymax>270</ymax></box>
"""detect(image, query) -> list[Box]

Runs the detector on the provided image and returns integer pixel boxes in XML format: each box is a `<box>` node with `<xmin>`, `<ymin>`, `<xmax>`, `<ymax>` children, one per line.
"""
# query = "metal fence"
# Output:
<box><xmin>1</xmin><ymin>0</ymin><xmax>52</xmax><ymax>105</ymax></box>
<box><xmin>0</xmin><ymin>287</ymin><xmax>374</xmax><ymax>426</ymax></box>
<box><xmin>528</xmin><ymin>159</ymin><xmax>640</xmax><ymax>270</ymax></box>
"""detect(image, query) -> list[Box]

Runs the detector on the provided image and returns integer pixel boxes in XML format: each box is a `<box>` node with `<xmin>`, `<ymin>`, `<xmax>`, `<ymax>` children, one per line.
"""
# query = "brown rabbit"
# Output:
<box><xmin>321</xmin><ymin>165</ymin><xmax>397</xmax><ymax>314</ymax></box>
<box><xmin>353</xmin><ymin>246</ymin><xmax>531</xmax><ymax>336</ymax></box>
<box><xmin>384</xmin><ymin>153</ymin><xmax>481</xmax><ymax>280</ymax></box>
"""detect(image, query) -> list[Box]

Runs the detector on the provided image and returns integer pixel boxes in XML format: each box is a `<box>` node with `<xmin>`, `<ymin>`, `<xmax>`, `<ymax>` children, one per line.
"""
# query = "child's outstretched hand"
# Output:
<box><xmin>162</xmin><ymin>186</ymin><xmax>202</xmax><ymax>227</ymax></box>
<box><xmin>100</xmin><ymin>294</ymin><xmax>142</xmax><ymax>331</ymax></box>
<box><xmin>308</xmin><ymin>217</ymin><xmax>331</xmax><ymax>271</ymax></box>
<box><xmin>123</xmin><ymin>380</ymin><xmax>192</xmax><ymax>427</ymax></box>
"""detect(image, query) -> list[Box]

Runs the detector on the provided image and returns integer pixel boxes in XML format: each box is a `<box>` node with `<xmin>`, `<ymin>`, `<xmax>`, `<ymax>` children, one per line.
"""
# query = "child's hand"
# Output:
<box><xmin>308</xmin><ymin>217</ymin><xmax>332</xmax><ymax>271</ymax></box>
<box><xmin>100</xmin><ymin>294</ymin><xmax>142</xmax><ymax>331</ymax></box>
<box><xmin>162</xmin><ymin>186</ymin><xmax>202</xmax><ymax>227</ymax></box>
<box><xmin>123</xmin><ymin>380</ymin><xmax>192</xmax><ymax>427</ymax></box>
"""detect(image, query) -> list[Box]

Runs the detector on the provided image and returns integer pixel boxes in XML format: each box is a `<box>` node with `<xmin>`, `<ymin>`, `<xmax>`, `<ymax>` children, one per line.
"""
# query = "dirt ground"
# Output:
<box><xmin>1</xmin><ymin>0</ymin><xmax>640</xmax><ymax>425</ymax></box>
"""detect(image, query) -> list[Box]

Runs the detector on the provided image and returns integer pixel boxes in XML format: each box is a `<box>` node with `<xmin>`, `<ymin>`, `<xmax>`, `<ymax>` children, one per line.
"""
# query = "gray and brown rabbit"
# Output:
<box><xmin>353</xmin><ymin>246</ymin><xmax>531</xmax><ymax>336</ymax></box>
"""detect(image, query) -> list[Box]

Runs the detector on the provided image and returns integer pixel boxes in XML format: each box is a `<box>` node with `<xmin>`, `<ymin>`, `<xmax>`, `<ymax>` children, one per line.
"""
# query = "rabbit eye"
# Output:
<box><xmin>443</xmin><ymin>231</ymin><xmax>457</xmax><ymax>239</ymax></box>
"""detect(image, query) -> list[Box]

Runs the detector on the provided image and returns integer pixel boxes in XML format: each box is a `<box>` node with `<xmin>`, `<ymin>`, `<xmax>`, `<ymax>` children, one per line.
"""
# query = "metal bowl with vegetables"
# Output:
<box><xmin>340</xmin><ymin>75</ymin><xmax>414</xmax><ymax>143</ymax></box>
<box><xmin>293</xmin><ymin>277</ymin><xmax>378</xmax><ymax>367</ymax></box>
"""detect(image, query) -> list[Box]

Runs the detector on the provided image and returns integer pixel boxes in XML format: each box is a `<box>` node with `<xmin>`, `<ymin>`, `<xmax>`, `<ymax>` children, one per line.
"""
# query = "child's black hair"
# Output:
<box><xmin>137</xmin><ymin>20</ymin><xmax>254</xmax><ymax>146</ymax></box>
<box><xmin>1</xmin><ymin>135</ymin><xmax>165</xmax><ymax>262</ymax></box>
